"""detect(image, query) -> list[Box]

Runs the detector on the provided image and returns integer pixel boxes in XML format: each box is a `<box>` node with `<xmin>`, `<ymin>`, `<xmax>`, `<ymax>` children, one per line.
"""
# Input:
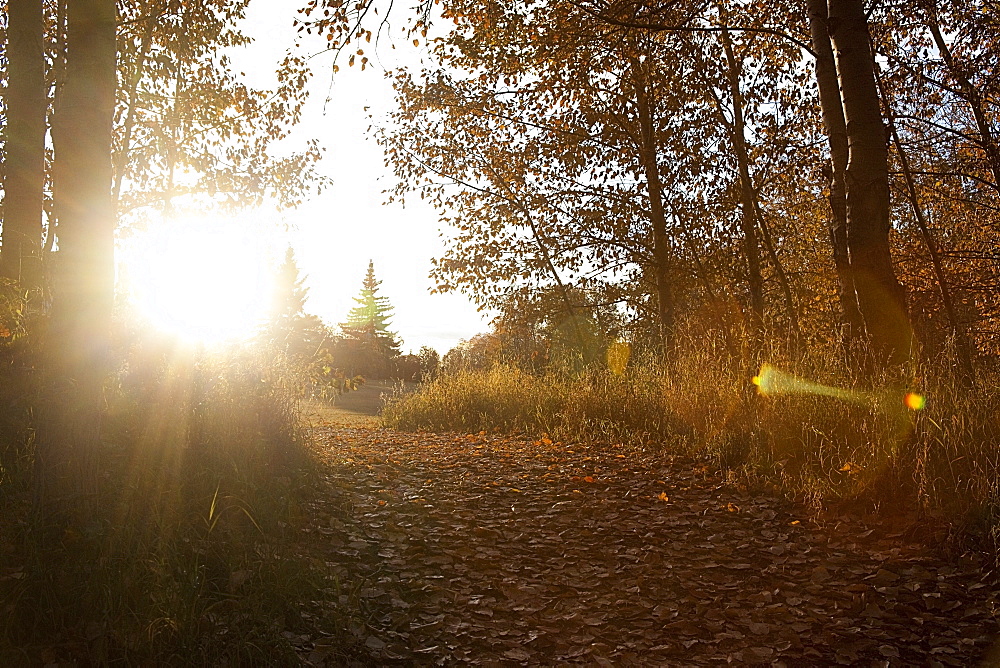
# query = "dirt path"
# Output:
<box><xmin>299</xmin><ymin>426</ymin><xmax>1000</xmax><ymax>665</ymax></box>
<box><xmin>302</xmin><ymin>382</ymin><xmax>412</xmax><ymax>428</ymax></box>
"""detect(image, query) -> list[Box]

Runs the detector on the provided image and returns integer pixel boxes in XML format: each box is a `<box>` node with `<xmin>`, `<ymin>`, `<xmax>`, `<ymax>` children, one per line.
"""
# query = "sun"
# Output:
<box><xmin>119</xmin><ymin>214</ymin><xmax>278</xmax><ymax>346</ymax></box>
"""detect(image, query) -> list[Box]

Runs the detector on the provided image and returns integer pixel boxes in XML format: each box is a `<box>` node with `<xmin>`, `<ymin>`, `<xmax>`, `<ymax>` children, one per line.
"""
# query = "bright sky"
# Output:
<box><xmin>231</xmin><ymin>1</ymin><xmax>489</xmax><ymax>355</ymax></box>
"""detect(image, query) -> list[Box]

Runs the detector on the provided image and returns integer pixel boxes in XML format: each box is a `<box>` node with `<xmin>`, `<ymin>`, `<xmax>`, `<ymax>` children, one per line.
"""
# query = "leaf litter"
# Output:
<box><xmin>295</xmin><ymin>425</ymin><xmax>1000</xmax><ymax>666</ymax></box>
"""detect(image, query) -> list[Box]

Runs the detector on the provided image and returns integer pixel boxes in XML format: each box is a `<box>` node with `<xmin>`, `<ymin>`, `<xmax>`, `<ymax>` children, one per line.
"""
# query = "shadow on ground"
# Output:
<box><xmin>303</xmin><ymin>382</ymin><xmax>415</xmax><ymax>428</ymax></box>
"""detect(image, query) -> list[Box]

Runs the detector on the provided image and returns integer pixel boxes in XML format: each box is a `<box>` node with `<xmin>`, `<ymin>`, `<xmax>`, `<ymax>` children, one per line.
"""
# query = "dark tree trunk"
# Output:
<box><xmin>828</xmin><ymin>0</ymin><xmax>912</xmax><ymax>367</ymax></box>
<box><xmin>631</xmin><ymin>56</ymin><xmax>676</xmax><ymax>354</ymax></box>
<box><xmin>807</xmin><ymin>0</ymin><xmax>864</xmax><ymax>343</ymax></box>
<box><xmin>36</xmin><ymin>0</ymin><xmax>118</xmax><ymax>512</ymax></box>
<box><xmin>717</xmin><ymin>30</ymin><xmax>764</xmax><ymax>330</ymax></box>
<box><xmin>719</xmin><ymin>28</ymin><xmax>799</xmax><ymax>341</ymax></box>
<box><xmin>1</xmin><ymin>0</ymin><xmax>47</xmax><ymax>288</ymax></box>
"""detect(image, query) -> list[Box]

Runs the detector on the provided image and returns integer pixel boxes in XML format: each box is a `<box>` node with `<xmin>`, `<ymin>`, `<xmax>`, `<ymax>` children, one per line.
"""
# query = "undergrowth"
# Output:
<box><xmin>0</xmin><ymin>319</ymin><xmax>363</xmax><ymax>665</ymax></box>
<box><xmin>384</xmin><ymin>337</ymin><xmax>1000</xmax><ymax>554</ymax></box>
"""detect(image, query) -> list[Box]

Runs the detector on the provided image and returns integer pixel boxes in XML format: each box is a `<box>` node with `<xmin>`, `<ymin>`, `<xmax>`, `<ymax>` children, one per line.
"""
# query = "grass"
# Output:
<box><xmin>384</xmin><ymin>338</ymin><xmax>1000</xmax><ymax>554</ymax></box>
<box><xmin>0</xmin><ymin>331</ymin><xmax>366</xmax><ymax>665</ymax></box>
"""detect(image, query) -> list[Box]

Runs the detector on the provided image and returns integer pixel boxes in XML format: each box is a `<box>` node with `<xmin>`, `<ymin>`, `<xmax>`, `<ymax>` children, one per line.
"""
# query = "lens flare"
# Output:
<box><xmin>753</xmin><ymin>364</ymin><xmax>927</xmax><ymax>412</ymax></box>
<box><xmin>752</xmin><ymin>363</ymin><xmax>862</xmax><ymax>402</ymax></box>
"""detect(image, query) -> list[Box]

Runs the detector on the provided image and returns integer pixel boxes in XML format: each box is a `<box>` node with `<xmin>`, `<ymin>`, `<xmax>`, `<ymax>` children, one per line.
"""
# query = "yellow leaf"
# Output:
<box><xmin>727</xmin><ymin>502</ymin><xmax>740</xmax><ymax>512</ymax></box>
<box><xmin>657</xmin><ymin>492</ymin><xmax>669</xmax><ymax>502</ymax></box>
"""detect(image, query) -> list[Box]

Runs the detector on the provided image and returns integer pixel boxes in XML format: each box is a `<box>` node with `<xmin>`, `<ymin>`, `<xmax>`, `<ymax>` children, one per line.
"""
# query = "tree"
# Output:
<box><xmin>418</xmin><ymin>345</ymin><xmax>440</xmax><ymax>379</ymax></box>
<box><xmin>339</xmin><ymin>260</ymin><xmax>401</xmax><ymax>376</ymax></box>
<box><xmin>113</xmin><ymin>0</ymin><xmax>324</xmax><ymax>221</ymax></box>
<box><xmin>807</xmin><ymin>0</ymin><xmax>864</xmax><ymax>342</ymax></box>
<box><xmin>0</xmin><ymin>0</ymin><xmax>46</xmax><ymax>288</ymax></box>
<box><xmin>0</xmin><ymin>0</ymin><xmax>325</xmax><ymax>270</ymax></box>
<box><xmin>380</xmin><ymin>0</ymin><xmax>824</xmax><ymax>358</ymax></box>
<box><xmin>268</xmin><ymin>246</ymin><xmax>326</xmax><ymax>357</ymax></box>
<box><xmin>826</xmin><ymin>0</ymin><xmax>912</xmax><ymax>368</ymax></box>
<box><xmin>266</xmin><ymin>247</ymin><xmax>362</xmax><ymax>400</ymax></box>
<box><xmin>36</xmin><ymin>0</ymin><xmax>118</xmax><ymax>509</ymax></box>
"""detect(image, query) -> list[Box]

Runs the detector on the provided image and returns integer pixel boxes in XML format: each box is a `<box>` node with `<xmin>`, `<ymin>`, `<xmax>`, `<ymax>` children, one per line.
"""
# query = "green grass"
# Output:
<box><xmin>384</xmin><ymin>341</ymin><xmax>1000</xmax><ymax>554</ymax></box>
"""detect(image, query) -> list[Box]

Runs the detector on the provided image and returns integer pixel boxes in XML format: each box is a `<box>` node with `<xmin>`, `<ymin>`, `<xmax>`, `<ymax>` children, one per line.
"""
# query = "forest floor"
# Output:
<box><xmin>292</xmin><ymin>416</ymin><xmax>1000</xmax><ymax>666</ymax></box>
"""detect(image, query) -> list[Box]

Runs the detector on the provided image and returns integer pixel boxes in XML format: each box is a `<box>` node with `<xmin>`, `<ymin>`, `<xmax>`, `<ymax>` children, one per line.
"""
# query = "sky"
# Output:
<box><xmin>232</xmin><ymin>1</ymin><xmax>490</xmax><ymax>355</ymax></box>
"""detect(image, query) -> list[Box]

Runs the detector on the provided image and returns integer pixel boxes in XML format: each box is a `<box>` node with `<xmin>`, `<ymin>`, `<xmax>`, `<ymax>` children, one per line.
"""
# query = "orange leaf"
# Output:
<box><xmin>657</xmin><ymin>492</ymin><xmax>669</xmax><ymax>502</ymax></box>
<box><xmin>584</xmin><ymin>476</ymin><xmax>595</xmax><ymax>483</ymax></box>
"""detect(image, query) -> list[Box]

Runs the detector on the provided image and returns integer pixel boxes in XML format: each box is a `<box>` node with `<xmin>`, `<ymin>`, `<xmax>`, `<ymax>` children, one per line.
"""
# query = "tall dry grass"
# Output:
<box><xmin>0</xmin><ymin>333</ymin><xmax>361</xmax><ymax>664</ymax></box>
<box><xmin>384</xmin><ymin>336</ymin><xmax>1000</xmax><ymax>551</ymax></box>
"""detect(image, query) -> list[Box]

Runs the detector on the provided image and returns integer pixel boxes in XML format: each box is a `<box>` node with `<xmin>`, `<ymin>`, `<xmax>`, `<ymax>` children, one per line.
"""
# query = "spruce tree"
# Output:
<box><xmin>341</xmin><ymin>260</ymin><xmax>401</xmax><ymax>360</ymax></box>
<box><xmin>270</xmin><ymin>248</ymin><xmax>310</xmax><ymax>324</ymax></box>
<box><xmin>268</xmin><ymin>247</ymin><xmax>326</xmax><ymax>358</ymax></box>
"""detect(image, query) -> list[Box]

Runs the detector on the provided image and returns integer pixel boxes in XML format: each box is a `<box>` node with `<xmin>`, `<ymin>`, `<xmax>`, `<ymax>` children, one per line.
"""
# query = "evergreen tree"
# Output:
<box><xmin>267</xmin><ymin>247</ymin><xmax>363</xmax><ymax>400</ymax></box>
<box><xmin>340</xmin><ymin>260</ymin><xmax>401</xmax><ymax>359</ymax></box>
<box><xmin>268</xmin><ymin>247</ymin><xmax>326</xmax><ymax>358</ymax></box>
<box><xmin>270</xmin><ymin>248</ymin><xmax>310</xmax><ymax>325</ymax></box>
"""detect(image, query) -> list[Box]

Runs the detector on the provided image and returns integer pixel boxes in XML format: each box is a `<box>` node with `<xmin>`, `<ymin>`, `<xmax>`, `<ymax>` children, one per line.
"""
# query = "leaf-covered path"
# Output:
<box><xmin>298</xmin><ymin>426</ymin><xmax>999</xmax><ymax>665</ymax></box>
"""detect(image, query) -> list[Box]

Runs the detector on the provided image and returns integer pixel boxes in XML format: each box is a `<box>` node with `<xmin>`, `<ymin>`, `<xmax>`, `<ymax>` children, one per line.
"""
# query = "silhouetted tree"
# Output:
<box><xmin>0</xmin><ymin>0</ymin><xmax>46</xmax><ymax>288</ymax></box>
<box><xmin>268</xmin><ymin>246</ymin><xmax>325</xmax><ymax>357</ymax></box>
<box><xmin>36</xmin><ymin>0</ymin><xmax>117</xmax><ymax>511</ymax></box>
<box><xmin>418</xmin><ymin>345</ymin><xmax>440</xmax><ymax>379</ymax></box>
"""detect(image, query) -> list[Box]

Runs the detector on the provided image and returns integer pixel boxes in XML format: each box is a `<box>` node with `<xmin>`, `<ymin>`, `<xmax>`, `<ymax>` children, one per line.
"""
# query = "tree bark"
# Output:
<box><xmin>828</xmin><ymin>0</ymin><xmax>912</xmax><ymax>367</ymax></box>
<box><xmin>1</xmin><ymin>0</ymin><xmax>47</xmax><ymax>288</ymax></box>
<box><xmin>807</xmin><ymin>0</ymin><xmax>864</xmax><ymax>342</ymax></box>
<box><xmin>718</xmin><ymin>28</ymin><xmax>801</xmax><ymax>341</ymax></box>
<box><xmin>752</xmin><ymin>200</ymin><xmax>800</xmax><ymax>342</ymax></box>
<box><xmin>631</xmin><ymin>55</ymin><xmax>676</xmax><ymax>354</ymax></box>
<box><xmin>718</xmin><ymin>29</ymin><xmax>764</xmax><ymax>330</ymax></box>
<box><xmin>37</xmin><ymin>0</ymin><xmax>118</xmax><ymax>512</ymax></box>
